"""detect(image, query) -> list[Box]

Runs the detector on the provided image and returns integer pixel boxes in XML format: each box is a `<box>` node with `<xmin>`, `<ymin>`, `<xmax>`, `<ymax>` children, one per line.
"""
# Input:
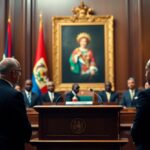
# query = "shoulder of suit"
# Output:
<box><xmin>32</xmin><ymin>91</ymin><xmax>38</xmax><ymax>95</ymax></box>
<box><xmin>123</xmin><ymin>90</ymin><xmax>129</xmax><ymax>95</ymax></box>
<box><xmin>98</xmin><ymin>91</ymin><xmax>105</xmax><ymax>94</ymax></box>
<box><xmin>111</xmin><ymin>91</ymin><xmax>119</xmax><ymax>95</ymax></box>
<box><xmin>41</xmin><ymin>93</ymin><xmax>48</xmax><ymax>97</ymax></box>
<box><xmin>139</xmin><ymin>89</ymin><xmax>150</xmax><ymax>97</ymax></box>
<box><xmin>65</xmin><ymin>91</ymin><xmax>72</xmax><ymax>96</ymax></box>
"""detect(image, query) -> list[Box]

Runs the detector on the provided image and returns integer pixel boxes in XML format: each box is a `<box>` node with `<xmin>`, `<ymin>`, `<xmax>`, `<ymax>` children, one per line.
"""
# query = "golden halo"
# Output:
<box><xmin>76</xmin><ymin>32</ymin><xmax>91</xmax><ymax>43</ymax></box>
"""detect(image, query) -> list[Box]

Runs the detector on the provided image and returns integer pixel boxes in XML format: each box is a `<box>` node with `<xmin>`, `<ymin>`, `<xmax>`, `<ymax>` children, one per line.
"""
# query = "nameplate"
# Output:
<box><xmin>65</xmin><ymin>101</ymin><xmax>93</xmax><ymax>105</ymax></box>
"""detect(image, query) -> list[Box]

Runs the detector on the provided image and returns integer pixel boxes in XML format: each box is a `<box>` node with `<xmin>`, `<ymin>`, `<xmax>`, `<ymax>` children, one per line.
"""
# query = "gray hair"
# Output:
<box><xmin>127</xmin><ymin>77</ymin><xmax>135</xmax><ymax>82</ymax></box>
<box><xmin>146</xmin><ymin>59</ymin><xmax>150</xmax><ymax>69</ymax></box>
<box><xmin>0</xmin><ymin>58</ymin><xmax>20</xmax><ymax>74</ymax></box>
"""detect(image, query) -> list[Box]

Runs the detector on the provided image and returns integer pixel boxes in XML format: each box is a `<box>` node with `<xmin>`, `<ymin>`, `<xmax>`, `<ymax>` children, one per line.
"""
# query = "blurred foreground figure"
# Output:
<box><xmin>131</xmin><ymin>59</ymin><xmax>150</xmax><ymax>150</ymax></box>
<box><xmin>0</xmin><ymin>58</ymin><xmax>32</xmax><ymax>150</ymax></box>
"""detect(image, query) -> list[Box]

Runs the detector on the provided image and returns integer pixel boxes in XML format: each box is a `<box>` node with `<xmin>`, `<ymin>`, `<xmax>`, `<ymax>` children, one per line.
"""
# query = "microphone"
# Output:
<box><xmin>55</xmin><ymin>93</ymin><xmax>65</xmax><ymax>105</ymax></box>
<box><xmin>89</xmin><ymin>88</ymin><xmax>103</xmax><ymax>104</ymax></box>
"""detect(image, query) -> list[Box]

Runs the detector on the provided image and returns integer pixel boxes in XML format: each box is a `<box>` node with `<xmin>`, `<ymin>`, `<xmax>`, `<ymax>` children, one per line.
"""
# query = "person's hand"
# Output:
<box><xmin>90</xmin><ymin>70</ymin><xmax>95</xmax><ymax>76</ymax></box>
<box><xmin>77</xmin><ymin>51</ymin><xmax>82</xmax><ymax>57</ymax></box>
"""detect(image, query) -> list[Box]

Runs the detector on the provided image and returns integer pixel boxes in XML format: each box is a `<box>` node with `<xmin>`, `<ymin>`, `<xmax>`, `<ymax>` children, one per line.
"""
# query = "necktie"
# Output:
<box><xmin>27</xmin><ymin>93</ymin><xmax>32</xmax><ymax>104</ymax></box>
<box><xmin>130</xmin><ymin>90</ymin><xmax>134</xmax><ymax>100</ymax></box>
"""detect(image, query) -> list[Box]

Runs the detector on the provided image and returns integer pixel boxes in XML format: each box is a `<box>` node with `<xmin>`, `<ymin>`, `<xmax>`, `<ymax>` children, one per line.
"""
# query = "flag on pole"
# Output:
<box><xmin>32</xmin><ymin>15</ymin><xmax>48</xmax><ymax>95</ymax></box>
<box><xmin>3</xmin><ymin>18</ymin><xmax>13</xmax><ymax>59</ymax></box>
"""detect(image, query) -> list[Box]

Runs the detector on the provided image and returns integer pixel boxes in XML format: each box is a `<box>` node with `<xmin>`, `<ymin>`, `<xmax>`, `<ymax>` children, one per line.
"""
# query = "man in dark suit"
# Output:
<box><xmin>131</xmin><ymin>59</ymin><xmax>150</xmax><ymax>149</ymax></box>
<box><xmin>22</xmin><ymin>79</ymin><xmax>40</xmax><ymax>107</ymax></box>
<box><xmin>121</xmin><ymin>77</ymin><xmax>140</xmax><ymax>107</ymax></box>
<box><xmin>41</xmin><ymin>81</ymin><xmax>63</xmax><ymax>103</ymax></box>
<box><xmin>0</xmin><ymin>58</ymin><xmax>32</xmax><ymax>150</ymax></box>
<box><xmin>98</xmin><ymin>81</ymin><xmax>119</xmax><ymax>103</ymax></box>
<box><xmin>65</xmin><ymin>83</ymin><xmax>81</xmax><ymax>101</ymax></box>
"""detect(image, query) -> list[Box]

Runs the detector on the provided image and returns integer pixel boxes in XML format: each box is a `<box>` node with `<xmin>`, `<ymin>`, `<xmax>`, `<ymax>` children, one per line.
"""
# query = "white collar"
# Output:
<box><xmin>25</xmin><ymin>90</ymin><xmax>31</xmax><ymax>95</ymax></box>
<box><xmin>48</xmin><ymin>91</ymin><xmax>54</xmax><ymax>94</ymax></box>
<box><xmin>129</xmin><ymin>89</ymin><xmax>135</xmax><ymax>92</ymax></box>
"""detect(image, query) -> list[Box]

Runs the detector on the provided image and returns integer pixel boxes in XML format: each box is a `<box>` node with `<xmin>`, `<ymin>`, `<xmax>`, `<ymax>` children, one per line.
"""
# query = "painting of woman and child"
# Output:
<box><xmin>61</xmin><ymin>25</ymin><xmax>105</xmax><ymax>83</ymax></box>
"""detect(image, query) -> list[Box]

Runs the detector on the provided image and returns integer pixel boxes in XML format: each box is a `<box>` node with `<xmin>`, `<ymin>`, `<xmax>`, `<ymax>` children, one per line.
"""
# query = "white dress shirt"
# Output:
<box><xmin>48</xmin><ymin>91</ymin><xmax>54</xmax><ymax>102</ymax></box>
<box><xmin>106</xmin><ymin>92</ymin><xmax>111</xmax><ymax>102</ymax></box>
<box><xmin>129</xmin><ymin>89</ymin><xmax>135</xmax><ymax>100</ymax></box>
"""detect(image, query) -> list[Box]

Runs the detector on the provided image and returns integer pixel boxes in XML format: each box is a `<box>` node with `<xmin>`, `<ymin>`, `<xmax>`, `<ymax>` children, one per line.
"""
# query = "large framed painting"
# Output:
<box><xmin>52</xmin><ymin>2</ymin><xmax>114</xmax><ymax>91</ymax></box>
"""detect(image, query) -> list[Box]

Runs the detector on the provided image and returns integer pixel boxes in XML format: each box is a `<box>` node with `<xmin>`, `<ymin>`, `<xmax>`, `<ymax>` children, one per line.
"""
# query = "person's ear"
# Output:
<box><xmin>10</xmin><ymin>70</ymin><xmax>16</xmax><ymax>79</ymax></box>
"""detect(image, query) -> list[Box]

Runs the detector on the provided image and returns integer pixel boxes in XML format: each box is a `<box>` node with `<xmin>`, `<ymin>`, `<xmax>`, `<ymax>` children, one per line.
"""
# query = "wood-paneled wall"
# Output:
<box><xmin>0</xmin><ymin>0</ymin><xmax>150</xmax><ymax>91</ymax></box>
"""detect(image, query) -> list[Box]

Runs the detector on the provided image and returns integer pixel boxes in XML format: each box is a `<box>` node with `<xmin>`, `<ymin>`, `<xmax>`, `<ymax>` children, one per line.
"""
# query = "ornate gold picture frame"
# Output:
<box><xmin>52</xmin><ymin>2</ymin><xmax>114</xmax><ymax>91</ymax></box>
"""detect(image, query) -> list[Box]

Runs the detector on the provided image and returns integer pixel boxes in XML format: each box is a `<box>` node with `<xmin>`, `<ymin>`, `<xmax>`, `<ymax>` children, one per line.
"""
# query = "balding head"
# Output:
<box><xmin>0</xmin><ymin>58</ymin><xmax>20</xmax><ymax>74</ymax></box>
<box><xmin>127</xmin><ymin>77</ymin><xmax>136</xmax><ymax>90</ymax></box>
<box><xmin>145</xmin><ymin>59</ymin><xmax>150</xmax><ymax>84</ymax></box>
<box><xmin>105</xmin><ymin>81</ymin><xmax>112</xmax><ymax>92</ymax></box>
<box><xmin>72</xmin><ymin>83</ymin><xmax>80</xmax><ymax>94</ymax></box>
<box><xmin>24</xmin><ymin>79</ymin><xmax>32</xmax><ymax>92</ymax></box>
<box><xmin>47</xmin><ymin>81</ymin><xmax>55</xmax><ymax>92</ymax></box>
<box><xmin>0</xmin><ymin>58</ymin><xmax>21</xmax><ymax>85</ymax></box>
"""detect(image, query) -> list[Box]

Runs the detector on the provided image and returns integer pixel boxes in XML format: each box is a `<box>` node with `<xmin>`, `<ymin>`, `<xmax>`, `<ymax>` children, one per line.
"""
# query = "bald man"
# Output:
<box><xmin>98</xmin><ymin>81</ymin><xmax>119</xmax><ymax>103</ymax></box>
<box><xmin>0</xmin><ymin>58</ymin><xmax>32</xmax><ymax>150</ymax></box>
<box><xmin>65</xmin><ymin>83</ymin><xmax>81</xmax><ymax>101</ymax></box>
<box><xmin>131</xmin><ymin>59</ymin><xmax>150</xmax><ymax>149</ymax></box>
<box><xmin>41</xmin><ymin>81</ymin><xmax>63</xmax><ymax>103</ymax></box>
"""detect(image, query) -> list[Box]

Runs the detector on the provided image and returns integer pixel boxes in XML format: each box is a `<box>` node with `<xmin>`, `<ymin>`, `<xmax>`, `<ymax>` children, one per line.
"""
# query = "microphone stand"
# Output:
<box><xmin>55</xmin><ymin>93</ymin><xmax>65</xmax><ymax>105</ymax></box>
<box><xmin>90</xmin><ymin>89</ymin><xmax>103</xmax><ymax>104</ymax></box>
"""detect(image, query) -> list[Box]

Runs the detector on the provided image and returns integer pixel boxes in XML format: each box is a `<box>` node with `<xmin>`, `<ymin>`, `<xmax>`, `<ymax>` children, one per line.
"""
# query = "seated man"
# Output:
<box><xmin>98</xmin><ymin>81</ymin><xmax>119</xmax><ymax>103</ymax></box>
<box><xmin>22</xmin><ymin>79</ymin><xmax>40</xmax><ymax>107</ymax></box>
<box><xmin>65</xmin><ymin>83</ymin><xmax>81</xmax><ymax>101</ymax></box>
<box><xmin>41</xmin><ymin>81</ymin><xmax>63</xmax><ymax>103</ymax></box>
<box><xmin>121</xmin><ymin>77</ymin><xmax>140</xmax><ymax>107</ymax></box>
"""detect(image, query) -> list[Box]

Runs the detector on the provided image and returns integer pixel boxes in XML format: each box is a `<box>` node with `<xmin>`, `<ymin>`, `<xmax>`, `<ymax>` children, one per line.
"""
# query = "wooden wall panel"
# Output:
<box><xmin>0</xmin><ymin>0</ymin><xmax>149</xmax><ymax>91</ymax></box>
<box><xmin>0</xmin><ymin>0</ymin><xmax>7</xmax><ymax>59</ymax></box>
<box><xmin>141</xmin><ymin>0</ymin><xmax>150</xmax><ymax>82</ymax></box>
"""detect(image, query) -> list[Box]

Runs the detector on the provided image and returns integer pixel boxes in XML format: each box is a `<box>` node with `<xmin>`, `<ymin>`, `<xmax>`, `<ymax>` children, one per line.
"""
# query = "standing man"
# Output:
<box><xmin>0</xmin><ymin>58</ymin><xmax>32</xmax><ymax>150</ymax></box>
<box><xmin>41</xmin><ymin>81</ymin><xmax>63</xmax><ymax>103</ymax></box>
<box><xmin>131</xmin><ymin>59</ymin><xmax>150</xmax><ymax>149</ymax></box>
<box><xmin>121</xmin><ymin>77</ymin><xmax>140</xmax><ymax>107</ymax></box>
<box><xmin>22</xmin><ymin>79</ymin><xmax>40</xmax><ymax>107</ymax></box>
<box><xmin>98</xmin><ymin>81</ymin><xmax>119</xmax><ymax>103</ymax></box>
<box><xmin>65</xmin><ymin>83</ymin><xmax>81</xmax><ymax>101</ymax></box>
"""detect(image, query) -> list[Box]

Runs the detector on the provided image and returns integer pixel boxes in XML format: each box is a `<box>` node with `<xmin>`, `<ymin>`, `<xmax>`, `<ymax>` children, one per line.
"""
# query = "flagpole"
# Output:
<box><xmin>39</xmin><ymin>13</ymin><xmax>43</xmax><ymax>29</ymax></box>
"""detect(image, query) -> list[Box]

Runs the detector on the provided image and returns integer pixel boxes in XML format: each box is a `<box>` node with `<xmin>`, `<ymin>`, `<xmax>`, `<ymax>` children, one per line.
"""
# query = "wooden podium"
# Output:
<box><xmin>30</xmin><ymin>105</ymin><xmax>128</xmax><ymax>150</ymax></box>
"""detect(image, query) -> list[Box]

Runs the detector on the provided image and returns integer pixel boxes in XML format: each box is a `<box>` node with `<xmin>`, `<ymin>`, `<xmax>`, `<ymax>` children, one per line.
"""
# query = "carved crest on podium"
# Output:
<box><xmin>52</xmin><ymin>1</ymin><xmax>114</xmax><ymax>91</ymax></box>
<box><xmin>70</xmin><ymin>118</ymin><xmax>86</xmax><ymax>134</ymax></box>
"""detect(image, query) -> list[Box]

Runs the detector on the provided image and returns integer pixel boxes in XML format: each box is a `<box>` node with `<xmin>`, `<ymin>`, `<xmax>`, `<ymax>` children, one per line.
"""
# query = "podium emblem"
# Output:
<box><xmin>70</xmin><ymin>118</ymin><xmax>86</xmax><ymax>134</ymax></box>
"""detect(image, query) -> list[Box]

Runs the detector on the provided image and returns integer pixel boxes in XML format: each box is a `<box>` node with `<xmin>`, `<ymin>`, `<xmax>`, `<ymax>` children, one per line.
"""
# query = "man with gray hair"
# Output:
<box><xmin>131</xmin><ymin>59</ymin><xmax>150</xmax><ymax>149</ymax></box>
<box><xmin>121</xmin><ymin>77</ymin><xmax>140</xmax><ymax>107</ymax></box>
<box><xmin>0</xmin><ymin>58</ymin><xmax>32</xmax><ymax>150</ymax></box>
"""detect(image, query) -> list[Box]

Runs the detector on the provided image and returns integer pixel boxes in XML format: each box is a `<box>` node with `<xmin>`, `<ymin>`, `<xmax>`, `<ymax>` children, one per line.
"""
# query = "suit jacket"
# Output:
<box><xmin>98</xmin><ymin>91</ymin><xmax>119</xmax><ymax>103</ymax></box>
<box><xmin>121</xmin><ymin>89</ymin><xmax>140</xmax><ymax>107</ymax></box>
<box><xmin>41</xmin><ymin>92</ymin><xmax>63</xmax><ymax>103</ymax></box>
<box><xmin>65</xmin><ymin>91</ymin><xmax>81</xmax><ymax>101</ymax></box>
<box><xmin>0</xmin><ymin>79</ymin><xmax>32</xmax><ymax>150</ymax></box>
<box><xmin>22</xmin><ymin>91</ymin><xmax>40</xmax><ymax>108</ymax></box>
<box><xmin>131</xmin><ymin>89</ymin><xmax>150</xmax><ymax>149</ymax></box>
